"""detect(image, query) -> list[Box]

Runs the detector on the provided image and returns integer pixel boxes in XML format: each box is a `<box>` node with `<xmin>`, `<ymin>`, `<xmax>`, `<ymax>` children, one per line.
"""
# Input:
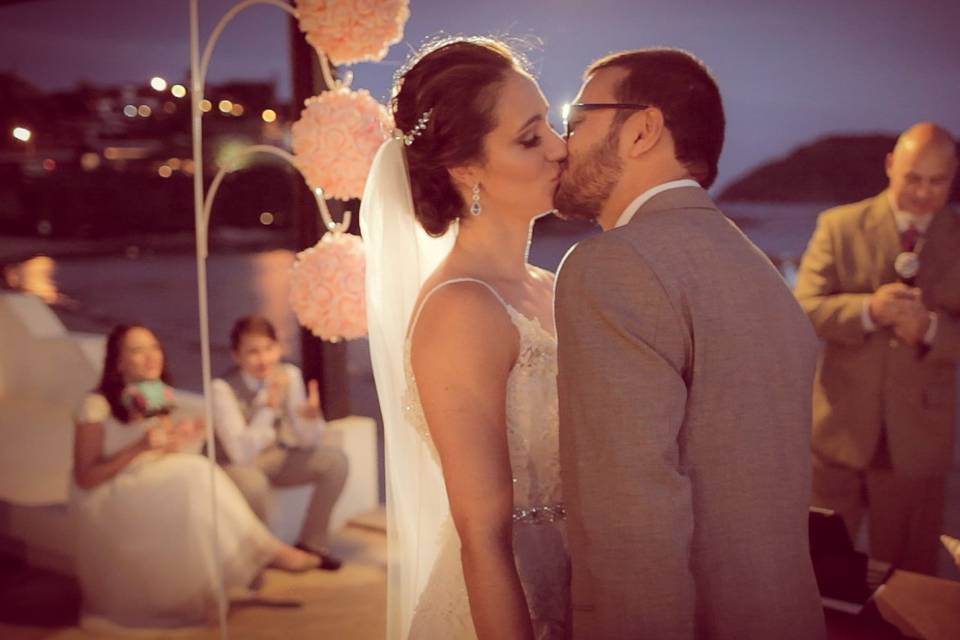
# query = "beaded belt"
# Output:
<box><xmin>512</xmin><ymin>503</ymin><xmax>566</xmax><ymax>524</ymax></box>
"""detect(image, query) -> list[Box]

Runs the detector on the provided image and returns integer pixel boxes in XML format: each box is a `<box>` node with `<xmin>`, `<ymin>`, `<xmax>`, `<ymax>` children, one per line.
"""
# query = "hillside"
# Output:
<box><xmin>719</xmin><ymin>134</ymin><xmax>960</xmax><ymax>203</ymax></box>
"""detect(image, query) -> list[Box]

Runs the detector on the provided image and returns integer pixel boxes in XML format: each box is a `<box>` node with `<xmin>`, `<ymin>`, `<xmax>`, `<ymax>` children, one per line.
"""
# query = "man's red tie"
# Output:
<box><xmin>901</xmin><ymin>224</ymin><xmax>920</xmax><ymax>252</ymax></box>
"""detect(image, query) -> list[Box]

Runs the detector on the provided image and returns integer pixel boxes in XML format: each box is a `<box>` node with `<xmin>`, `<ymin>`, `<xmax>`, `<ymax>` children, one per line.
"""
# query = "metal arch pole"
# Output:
<box><xmin>190</xmin><ymin>1</ymin><xmax>228</xmax><ymax>636</ymax></box>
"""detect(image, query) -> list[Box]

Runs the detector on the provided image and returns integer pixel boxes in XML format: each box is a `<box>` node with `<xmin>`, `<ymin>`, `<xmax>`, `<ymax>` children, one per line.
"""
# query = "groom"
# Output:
<box><xmin>554</xmin><ymin>48</ymin><xmax>825</xmax><ymax>639</ymax></box>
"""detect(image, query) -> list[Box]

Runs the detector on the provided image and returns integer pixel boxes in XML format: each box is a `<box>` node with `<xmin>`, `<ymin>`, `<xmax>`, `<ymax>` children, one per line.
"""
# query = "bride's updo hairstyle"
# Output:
<box><xmin>392</xmin><ymin>37</ymin><xmax>527</xmax><ymax>236</ymax></box>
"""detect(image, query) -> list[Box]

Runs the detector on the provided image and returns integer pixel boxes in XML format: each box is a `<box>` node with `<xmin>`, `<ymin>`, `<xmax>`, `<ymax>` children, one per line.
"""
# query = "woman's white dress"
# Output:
<box><xmin>70</xmin><ymin>393</ymin><xmax>280</xmax><ymax>629</ymax></box>
<box><xmin>402</xmin><ymin>279</ymin><xmax>570</xmax><ymax>639</ymax></box>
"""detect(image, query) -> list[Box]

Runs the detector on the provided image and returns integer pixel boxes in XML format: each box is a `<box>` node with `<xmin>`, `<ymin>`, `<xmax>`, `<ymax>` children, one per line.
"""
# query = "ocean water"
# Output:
<box><xmin>2</xmin><ymin>202</ymin><xmax>827</xmax><ymax>396</ymax></box>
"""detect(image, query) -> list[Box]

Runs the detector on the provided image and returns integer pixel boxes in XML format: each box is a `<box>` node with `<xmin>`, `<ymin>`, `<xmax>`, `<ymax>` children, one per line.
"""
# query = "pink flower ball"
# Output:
<box><xmin>291</xmin><ymin>88</ymin><xmax>392</xmax><ymax>201</ymax></box>
<box><xmin>290</xmin><ymin>232</ymin><xmax>367</xmax><ymax>342</ymax></box>
<box><xmin>295</xmin><ymin>0</ymin><xmax>410</xmax><ymax>66</ymax></box>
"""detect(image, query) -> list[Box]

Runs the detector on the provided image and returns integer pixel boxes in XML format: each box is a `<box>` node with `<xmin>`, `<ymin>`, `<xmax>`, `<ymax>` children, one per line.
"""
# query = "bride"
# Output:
<box><xmin>362</xmin><ymin>37</ymin><xmax>570</xmax><ymax>639</ymax></box>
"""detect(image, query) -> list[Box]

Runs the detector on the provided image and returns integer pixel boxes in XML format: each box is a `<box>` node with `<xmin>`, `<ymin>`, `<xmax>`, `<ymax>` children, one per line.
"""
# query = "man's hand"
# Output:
<box><xmin>892</xmin><ymin>303</ymin><xmax>932</xmax><ymax>346</ymax></box>
<box><xmin>264</xmin><ymin>369</ymin><xmax>289</xmax><ymax>410</ymax></box>
<box><xmin>869</xmin><ymin>283</ymin><xmax>920</xmax><ymax>326</ymax></box>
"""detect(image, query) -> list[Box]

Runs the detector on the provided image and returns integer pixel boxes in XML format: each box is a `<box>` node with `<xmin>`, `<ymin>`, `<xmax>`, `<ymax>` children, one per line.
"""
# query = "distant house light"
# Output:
<box><xmin>138</xmin><ymin>105</ymin><xmax>152</xmax><ymax>117</ymax></box>
<box><xmin>259</xmin><ymin>211</ymin><xmax>275</xmax><ymax>225</ymax></box>
<box><xmin>12</xmin><ymin>126</ymin><xmax>32</xmax><ymax>142</ymax></box>
<box><xmin>218</xmin><ymin>99</ymin><xmax>234</xmax><ymax>114</ymax></box>
<box><xmin>150</xmin><ymin>77</ymin><xmax>168</xmax><ymax>91</ymax></box>
<box><xmin>261</xmin><ymin>109</ymin><xmax>277</xmax><ymax>123</ymax></box>
<box><xmin>200</xmin><ymin>99</ymin><xmax>213</xmax><ymax>113</ymax></box>
<box><xmin>158</xmin><ymin>165</ymin><xmax>173</xmax><ymax>178</ymax></box>
<box><xmin>171</xmin><ymin>84</ymin><xmax>187</xmax><ymax>98</ymax></box>
<box><xmin>123</xmin><ymin>105</ymin><xmax>138</xmax><ymax>118</ymax></box>
<box><xmin>231</xmin><ymin>103</ymin><xmax>245</xmax><ymax>117</ymax></box>
<box><xmin>104</xmin><ymin>146</ymin><xmax>151</xmax><ymax>160</ymax></box>
<box><xmin>80</xmin><ymin>152</ymin><xmax>101</xmax><ymax>171</ymax></box>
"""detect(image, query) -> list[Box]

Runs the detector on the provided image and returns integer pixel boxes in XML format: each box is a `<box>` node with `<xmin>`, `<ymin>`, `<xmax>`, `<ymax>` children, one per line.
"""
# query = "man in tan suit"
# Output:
<box><xmin>554</xmin><ymin>48</ymin><xmax>825</xmax><ymax>639</ymax></box>
<box><xmin>795</xmin><ymin>123</ymin><xmax>960</xmax><ymax>574</ymax></box>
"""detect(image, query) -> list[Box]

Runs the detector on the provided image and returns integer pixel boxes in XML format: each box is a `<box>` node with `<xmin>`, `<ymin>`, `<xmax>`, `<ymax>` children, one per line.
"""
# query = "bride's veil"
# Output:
<box><xmin>359</xmin><ymin>137</ymin><xmax>456</xmax><ymax>639</ymax></box>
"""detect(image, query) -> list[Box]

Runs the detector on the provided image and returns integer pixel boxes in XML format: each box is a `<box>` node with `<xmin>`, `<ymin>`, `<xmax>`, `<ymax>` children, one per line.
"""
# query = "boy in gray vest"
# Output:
<box><xmin>212</xmin><ymin>316</ymin><xmax>348</xmax><ymax>570</ymax></box>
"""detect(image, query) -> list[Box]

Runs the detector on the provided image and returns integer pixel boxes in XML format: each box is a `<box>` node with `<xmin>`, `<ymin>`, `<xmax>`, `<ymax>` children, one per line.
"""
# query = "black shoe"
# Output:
<box><xmin>318</xmin><ymin>554</ymin><xmax>342</xmax><ymax>571</ymax></box>
<box><xmin>295</xmin><ymin>543</ymin><xmax>343</xmax><ymax>571</ymax></box>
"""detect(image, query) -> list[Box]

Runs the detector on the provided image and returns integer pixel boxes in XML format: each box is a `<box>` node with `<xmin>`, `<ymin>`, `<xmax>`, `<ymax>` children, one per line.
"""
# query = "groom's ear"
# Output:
<box><xmin>624</xmin><ymin>107</ymin><xmax>665</xmax><ymax>159</ymax></box>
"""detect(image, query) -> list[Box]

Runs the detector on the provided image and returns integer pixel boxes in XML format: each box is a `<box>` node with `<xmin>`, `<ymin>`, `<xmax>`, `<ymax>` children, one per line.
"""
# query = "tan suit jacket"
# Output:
<box><xmin>556</xmin><ymin>186</ymin><xmax>825</xmax><ymax>640</ymax></box>
<box><xmin>795</xmin><ymin>192</ymin><xmax>960</xmax><ymax>475</ymax></box>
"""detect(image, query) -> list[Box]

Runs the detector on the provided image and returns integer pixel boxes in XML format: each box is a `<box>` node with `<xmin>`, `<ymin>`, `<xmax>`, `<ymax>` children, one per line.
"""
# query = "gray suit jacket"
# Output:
<box><xmin>794</xmin><ymin>192</ymin><xmax>960</xmax><ymax>474</ymax></box>
<box><xmin>555</xmin><ymin>187</ymin><xmax>825</xmax><ymax>639</ymax></box>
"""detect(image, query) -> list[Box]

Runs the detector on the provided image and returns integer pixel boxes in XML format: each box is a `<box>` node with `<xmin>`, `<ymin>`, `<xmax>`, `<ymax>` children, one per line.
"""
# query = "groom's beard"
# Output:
<box><xmin>554</xmin><ymin>131</ymin><xmax>623</xmax><ymax>223</ymax></box>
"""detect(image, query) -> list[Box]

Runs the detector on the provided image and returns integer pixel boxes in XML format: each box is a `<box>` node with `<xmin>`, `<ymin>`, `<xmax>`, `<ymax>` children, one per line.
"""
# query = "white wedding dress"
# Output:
<box><xmin>402</xmin><ymin>278</ymin><xmax>570</xmax><ymax>640</ymax></box>
<box><xmin>70</xmin><ymin>393</ymin><xmax>279</xmax><ymax>630</ymax></box>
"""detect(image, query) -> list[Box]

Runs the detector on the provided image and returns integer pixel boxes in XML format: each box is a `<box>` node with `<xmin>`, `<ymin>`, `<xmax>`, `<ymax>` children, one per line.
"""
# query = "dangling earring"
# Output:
<box><xmin>470</xmin><ymin>183</ymin><xmax>482</xmax><ymax>216</ymax></box>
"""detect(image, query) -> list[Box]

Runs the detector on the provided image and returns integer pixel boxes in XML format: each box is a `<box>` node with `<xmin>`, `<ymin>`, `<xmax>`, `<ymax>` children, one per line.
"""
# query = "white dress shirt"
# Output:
<box><xmin>211</xmin><ymin>362</ymin><xmax>326</xmax><ymax>465</ymax></box>
<box><xmin>614</xmin><ymin>179</ymin><xmax>702</xmax><ymax>228</ymax></box>
<box><xmin>860</xmin><ymin>194</ymin><xmax>938</xmax><ymax>344</ymax></box>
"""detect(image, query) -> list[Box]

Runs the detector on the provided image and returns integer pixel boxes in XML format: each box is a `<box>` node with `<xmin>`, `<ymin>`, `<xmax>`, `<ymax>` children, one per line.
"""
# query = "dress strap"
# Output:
<box><xmin>408</xmin><ymin>277</ymin><xmax>510</xmax><ymax>337</ymax></box>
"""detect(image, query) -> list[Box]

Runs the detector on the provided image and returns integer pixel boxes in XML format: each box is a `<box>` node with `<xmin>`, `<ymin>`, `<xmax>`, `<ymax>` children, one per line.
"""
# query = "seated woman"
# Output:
<box><xmin>211</xmin><ymin>315</ymin><xmax>348</xmax><ymax>570</ymax></box>
<box><xmin>70</xmin><ymin>323</ymin><xmax>319</xmax><ymax>630</ymax></box>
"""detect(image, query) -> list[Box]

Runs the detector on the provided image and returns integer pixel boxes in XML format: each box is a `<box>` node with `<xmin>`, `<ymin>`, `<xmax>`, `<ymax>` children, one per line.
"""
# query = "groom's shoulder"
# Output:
<box><xmin>556</xmin><ymin>228</ymin><xmax>650</xmax><ymax>284</ymax></box>
<box><xmin>560</xmin><ymin>228</ymin><xmax>633</xmax><ymax>262</ymax></box>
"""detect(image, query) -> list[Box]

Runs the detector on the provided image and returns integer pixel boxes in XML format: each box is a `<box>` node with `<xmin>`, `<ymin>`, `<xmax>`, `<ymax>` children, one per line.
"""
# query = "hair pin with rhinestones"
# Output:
<box><xmin>399</xmin><ymin>109</ymin><xmax>433</xmax><ymax>146</ymax></box>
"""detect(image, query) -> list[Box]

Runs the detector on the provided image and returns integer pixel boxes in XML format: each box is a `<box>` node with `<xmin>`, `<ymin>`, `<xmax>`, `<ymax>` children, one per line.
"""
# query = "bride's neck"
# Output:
<box><xmin>452</xmin><ymin>211</ymin><xmax>533</xmax><ymax>281</ymax></box>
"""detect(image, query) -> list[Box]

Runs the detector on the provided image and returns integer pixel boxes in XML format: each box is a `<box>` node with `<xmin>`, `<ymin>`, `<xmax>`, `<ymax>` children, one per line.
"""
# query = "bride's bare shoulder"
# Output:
<box><xmin>415</xmin><ymin>279</ymin><xmax>511</xmax><ymax>331</ymax></box>
<box><xmin>410</xmin><ymin>278</ymin><xmax>517</xmax><ymax>362</ymax></box>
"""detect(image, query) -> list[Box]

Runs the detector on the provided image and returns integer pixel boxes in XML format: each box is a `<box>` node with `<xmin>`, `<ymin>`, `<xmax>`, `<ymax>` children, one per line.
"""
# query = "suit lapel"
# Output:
<box><xmin>864</xmin><ymin>191</ymin><xmax>902</xmax><ymax>285</ymax></box>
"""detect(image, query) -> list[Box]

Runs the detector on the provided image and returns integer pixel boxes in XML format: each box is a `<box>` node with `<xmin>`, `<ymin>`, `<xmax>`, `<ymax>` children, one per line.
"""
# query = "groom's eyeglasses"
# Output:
<box><xmin>562</xmin><ymin>102</ymin><xmax>650</xmax><ymax>140</ymax></box>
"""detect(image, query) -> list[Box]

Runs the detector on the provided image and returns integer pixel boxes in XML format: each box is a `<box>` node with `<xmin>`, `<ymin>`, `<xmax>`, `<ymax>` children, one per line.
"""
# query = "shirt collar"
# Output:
<box><xmin>887</xmin><ymin>192</ymin><xmax>935</xmax><ymax>234</ymax></box>
<box><xmin>614</xmin><ymin>179</ymin><xmax>702</xmax><ymax>228</ymax></box>
<box><xmin>240</xmin><ymin>370</ymin><xmax>263</xmax><ymax>392</ymax></box>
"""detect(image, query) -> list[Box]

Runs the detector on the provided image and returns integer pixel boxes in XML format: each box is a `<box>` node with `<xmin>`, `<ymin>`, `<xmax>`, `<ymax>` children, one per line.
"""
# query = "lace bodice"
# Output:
<box><xmin>402</xmin><ymin>279</ymin><xmax>561</xmax><ymax>511</ymax></box>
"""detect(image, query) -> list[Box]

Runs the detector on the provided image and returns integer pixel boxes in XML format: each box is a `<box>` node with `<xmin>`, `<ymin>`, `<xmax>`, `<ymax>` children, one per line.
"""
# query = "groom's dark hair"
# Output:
<box><xmin>587</xmin><ymin>48</ymin><xmax>725</xmax><ymax>189</ymax></box>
